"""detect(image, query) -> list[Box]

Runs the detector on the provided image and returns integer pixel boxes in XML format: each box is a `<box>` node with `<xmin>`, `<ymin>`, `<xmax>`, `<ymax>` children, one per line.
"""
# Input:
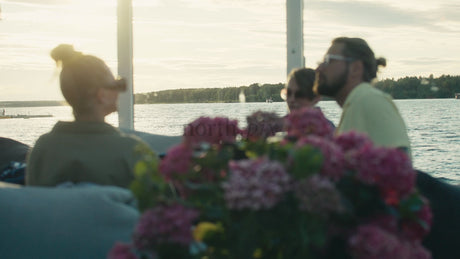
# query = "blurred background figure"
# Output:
<box><xmin>281</xmin><ymin>67</ymin><xmax>335</xmax><ymax>129</ymax></box>
<box><xmin>282</xmin><ymin>68</ymin><xmax>320</xmax><ymax>112</ymax></box>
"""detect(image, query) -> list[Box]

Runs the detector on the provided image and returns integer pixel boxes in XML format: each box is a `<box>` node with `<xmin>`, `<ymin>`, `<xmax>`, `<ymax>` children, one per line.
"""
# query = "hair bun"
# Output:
<box><xmin>50</xmin><ymin>44</ymin><xmax>82</xmax><ymax>66</ymax></box>
<box><xmin>376</xmin><ymin>57</ymin><xmax>387</xmax><ymax>68</ymax></box>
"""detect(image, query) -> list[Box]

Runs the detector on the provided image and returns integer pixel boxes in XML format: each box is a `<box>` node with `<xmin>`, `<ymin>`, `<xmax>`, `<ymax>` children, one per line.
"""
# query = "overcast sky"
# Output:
<box><xmin>1</xmin><ymin>0</ymin><xmax>459</xmax><ymax>101</ymax></box>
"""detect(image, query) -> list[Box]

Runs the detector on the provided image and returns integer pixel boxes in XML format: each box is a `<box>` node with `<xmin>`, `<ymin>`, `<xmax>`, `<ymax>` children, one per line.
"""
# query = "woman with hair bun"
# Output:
<box><xmin>26</xmin><ymin>44</ymin><xmax>148</xmax><ymax>188</ymax></box>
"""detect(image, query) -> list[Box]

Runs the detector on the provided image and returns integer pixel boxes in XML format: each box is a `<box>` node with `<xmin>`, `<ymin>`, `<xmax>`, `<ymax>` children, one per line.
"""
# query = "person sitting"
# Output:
<box><xmin>284</xmin><ymin>68</ymin><xmax>322</xmax><ymax>111</ymax></box>
<box><xmin>282</xmin><ymin>67</ymin><xmax>335</xmax><ymax>127</ymax></box>
<box><xmin>26</xmin><ymin>44</ymin><xmax>149</xmax><ymax>188</ymax></box>
<box><xmin>314</xmin><ymin>37</ymin><xmax>410</xmax><ymax>156</ymax></box>
<box><xmin>313</xmin><ymin>37</ymin><xmax>460</xmax><ymax>258</ymax></box>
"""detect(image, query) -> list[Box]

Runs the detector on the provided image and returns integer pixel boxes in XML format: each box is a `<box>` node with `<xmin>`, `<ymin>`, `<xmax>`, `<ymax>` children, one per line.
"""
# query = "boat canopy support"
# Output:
<box><xmin>116</xmin><ymin>0</ymin><xmax>305</xmax><ymax>129</ymax></box>
<box><xmin>286</xmin><ymin>0</ymin><xmax>305</xmax><ymax>76</ymax></box>
<box><xmin>117</xmin><ymin>0</ymin><xmax>134</xmax><ymax>130</ymax></box>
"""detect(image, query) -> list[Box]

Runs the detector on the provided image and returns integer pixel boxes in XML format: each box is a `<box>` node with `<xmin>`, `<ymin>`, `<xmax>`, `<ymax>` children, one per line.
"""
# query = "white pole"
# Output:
<box><xmin>117</xmin><ymin>0</ymin><xmax>134</xmax><ymax>130</ymax></box>
<box><xmin>286</xmin><ymin>0</ymin><xmax>304</xmax><ymax>76</ymax></box>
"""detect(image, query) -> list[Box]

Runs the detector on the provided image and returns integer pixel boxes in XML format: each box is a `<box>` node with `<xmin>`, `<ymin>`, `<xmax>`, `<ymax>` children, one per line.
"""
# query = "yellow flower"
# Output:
<box><xmin>193</xmin><ymin>222</ymin><xmax>223</xmax><ymax>241</ymax></box>
<box><xmin>253</xmin><ymin>248</ymin><xmax>263</xmax><ymax>258</ymax></box>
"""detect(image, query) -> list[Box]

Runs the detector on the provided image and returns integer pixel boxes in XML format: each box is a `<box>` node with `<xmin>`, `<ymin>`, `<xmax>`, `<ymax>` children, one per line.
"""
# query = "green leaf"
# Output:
<box><xmin>399</xmin><ymin>192</ymin><xmax>425</xmax><ymax>219</ymax></box>
<box><xmin>291</xmin><ymin>145</ymin><xmax>323</xmax><ymax>179</ymax></box>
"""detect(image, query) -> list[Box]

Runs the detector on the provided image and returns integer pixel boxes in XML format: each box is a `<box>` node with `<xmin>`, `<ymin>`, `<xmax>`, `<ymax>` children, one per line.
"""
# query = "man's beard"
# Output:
<box><xmin>314</xmin><ymin>67</ymin><xmax>348</xmax><ymax>97</ymax></box>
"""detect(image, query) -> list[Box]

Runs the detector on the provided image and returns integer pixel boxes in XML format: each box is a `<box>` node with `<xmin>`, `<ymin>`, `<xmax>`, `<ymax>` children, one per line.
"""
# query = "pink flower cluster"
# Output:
<box><xmin>334</xmin><ymin>131</ymin><xmax>373</xmax><ymax>153</ymax></box>
<box><xmin>133</xmin><ymin>203</ymin><xmax>199</xmax><ymax>250</ymax></box>
<box><xmin>352</xmin><ymin>145</ymin><xmax>415</xmax><ymax>205</ymax></box>
<box><xmin>108</xmin><ymin>242</ymin><xmax>139</xmax><ymax>259</ymax></box>
<box><xmin>159</xmin><ymin>144</ymin><xmax>192</xmax><ymax>180</ymax></box>
<box><xmin>222</xmin><ymin>158</ymin><xmax>292</xmax><ymax>210</ymax></box>
<box><xmin>243</xmin><ymin>111</ymin><xmax>284</xmax><ymax>140</ymax></box>
<box><xmin>296</xmin><ymin>136</ymin><xmax>345</xmax><ymax>181</ymax></box>
<box><xmin>334</xmin><ymin>131</ymin><xmax>373</xmax><ymax>170</ymax></box>
<box><xmin>294</xmin><ymin>175</ymin><xmax>343</xmax><ymax>216</ymax></box>
<box><xmin>284</xmin><ymin>107</ymin><xmax>334</xmax><ymax>139</ymax></box>
<box><xmin>349</xmin><ymin>224</ymin><xmax>431</xmax><ymax>259</ymax></box>
<box><xmin>183</xmin><ymin>116</ymin><xmax>241</xmax><ymax>146</ymax></box>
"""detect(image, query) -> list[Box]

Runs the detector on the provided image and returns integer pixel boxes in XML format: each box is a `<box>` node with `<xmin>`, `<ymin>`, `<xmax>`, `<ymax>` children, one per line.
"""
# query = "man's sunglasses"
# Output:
<box><xmin>318</xmin><ymin>54</ymin><xmax>355</xmax><ymax>66</ymax></box>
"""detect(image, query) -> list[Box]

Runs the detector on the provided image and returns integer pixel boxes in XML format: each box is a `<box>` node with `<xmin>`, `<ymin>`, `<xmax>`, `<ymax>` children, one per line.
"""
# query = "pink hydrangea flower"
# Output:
<box><xmin>353</xmin><ymin>145</ymin><xmax>415</xmax><ymax>204</ymax></box>
<box><xmin>365</xmin><ymin>214</ymin><xmax>399</xmax><ymax>234</ymax></box>
<box><xmin>296</xmin><ymin>136</ymin><xmax>345</xmax><ymax>181</ymax></box>
<box><xmin>133</xmin><ymin>203</ymin><xmax>199</xmax><ymax>250</ymax></box>
<box><xmin>222</xmin><ymin>158</ymin><xmax>292</xmax><ymax>210</ymax></box>
<box><xmin>183</xmin><ymin>116</ymin><xmax>241</xmax><ymax>146</ymax></box>
<box><xmin>388</xmin><ymin>239</ymin><xmax>432</xmax><ymax>259</ymax></box>
<box><xmin>349</xmin><ymin>224</ymin><xmax>432</xmax><ymax>259</ymax></box>
<box><xmin>334</xmin><ymin>131</ymin><xmax>373</xmax><ymax>170</ymax></box>
<box><xmin>107</xmin><ymin>242</ymin><xmax>139</xmax><ymax>259</ymax></box>
<box><xmin>159</xmin><ymin>144</ymin><xmax>192</xmax><ymax>180</ymax></box>
<box><xmin>285</xmin><ymin>107</ymin><xmax>334</xmax><ymax>139</ymax></box>
<box><xmin>348</xmin><ymin>224</ymin><xmax>406</xmax><ymax>259</ymax></box>
<box><xmin>334</xmin><ymin>131</ymin><xmax>373</xmax><ymax>153</ymax></box>
<box><xmin>243</xmin><ymin>111</ymin><xmax>284</xmax><ymax>140</ymax></box>
<box><xmin>294</xmin><ymin>175</ymin><xmax>344</xmax><ymax>216</ymax></box>
<box><xmin>406</xmin><ymin>242</ymin><xmax>432</xmax><ymax>259</ymax></box>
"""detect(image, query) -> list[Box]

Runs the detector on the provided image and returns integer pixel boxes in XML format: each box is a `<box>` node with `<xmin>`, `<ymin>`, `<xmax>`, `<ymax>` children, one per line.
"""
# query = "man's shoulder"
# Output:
<box><xmin>349</xmin><ymin>83</ymin><xmax>394</xmax><ymax>107</ymax></box>
<box><xmin>352</xmin><ymin>82</ymin><xmax>388</xmax><ymax>98</ymax></box>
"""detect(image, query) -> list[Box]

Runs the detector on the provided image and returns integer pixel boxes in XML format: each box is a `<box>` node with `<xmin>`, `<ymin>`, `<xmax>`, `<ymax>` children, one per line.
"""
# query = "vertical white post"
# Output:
<box><xmin>286</xmin><ymin>0</ymin><xmax>304</xmax><ymax>76</ymax></box>
<box><xmin>117</xmin><ymin>0</ymin><xmax>134</xmax><ymax>130</ymax></box>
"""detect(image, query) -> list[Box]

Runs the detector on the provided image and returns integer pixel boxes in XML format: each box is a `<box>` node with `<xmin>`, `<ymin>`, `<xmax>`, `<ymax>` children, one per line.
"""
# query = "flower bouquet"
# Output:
<box><xmin>109</xmin><ymin>107</ymin><xmax>432</xmax><ymax>259</ymax></box>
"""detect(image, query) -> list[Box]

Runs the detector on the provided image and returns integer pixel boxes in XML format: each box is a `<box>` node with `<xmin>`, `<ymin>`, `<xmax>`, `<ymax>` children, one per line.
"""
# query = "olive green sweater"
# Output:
<box><xmin>26</xmin><ymin>121</ymin><xmax>147</xmax><ymax>188</ymax></box>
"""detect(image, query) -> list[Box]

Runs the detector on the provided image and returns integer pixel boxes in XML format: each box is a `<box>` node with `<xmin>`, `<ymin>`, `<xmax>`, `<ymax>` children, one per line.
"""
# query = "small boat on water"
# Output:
<box><xmin>455</xmin><ymin>93</ymin><xmax>460</xmax><ymax>99</ymax></box>
<box><xmin>0</xmin><ymin>114</ymin><xmax>53</xmax><ymax>119</ymax></box>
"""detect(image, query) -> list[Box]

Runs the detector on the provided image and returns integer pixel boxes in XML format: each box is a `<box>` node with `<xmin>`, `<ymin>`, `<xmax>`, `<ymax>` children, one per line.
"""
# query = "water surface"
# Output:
<box><xmin>1</xmin><ymin>99</ymin><xmax>458</xmax><ymax>184</ymax></box>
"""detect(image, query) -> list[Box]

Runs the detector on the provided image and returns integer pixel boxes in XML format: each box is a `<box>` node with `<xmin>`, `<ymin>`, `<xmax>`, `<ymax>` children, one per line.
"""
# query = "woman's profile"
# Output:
<box><xmin>26</xmin><ymin>44</ymin><xmax>148</xmax><ymax>188</ymax></box>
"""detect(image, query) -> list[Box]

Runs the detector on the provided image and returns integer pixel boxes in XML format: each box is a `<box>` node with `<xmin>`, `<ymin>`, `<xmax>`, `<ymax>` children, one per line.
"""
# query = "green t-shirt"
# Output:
<box><xmin>336</xmin><ymin>82</ymin><xmax>411</xmax><ymax>157</ymax></box>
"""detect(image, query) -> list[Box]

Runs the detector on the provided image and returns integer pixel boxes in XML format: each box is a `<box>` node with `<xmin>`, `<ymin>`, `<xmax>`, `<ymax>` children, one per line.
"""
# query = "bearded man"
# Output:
<box><xmin>314</xmin><ymin>37</ymin><xmax>411</xmax><ymax>157</ymax></box>
<box><xmin>314</xmin><ymin>38</ymin><xmax>460</xmax><ymax>259</ymax></box>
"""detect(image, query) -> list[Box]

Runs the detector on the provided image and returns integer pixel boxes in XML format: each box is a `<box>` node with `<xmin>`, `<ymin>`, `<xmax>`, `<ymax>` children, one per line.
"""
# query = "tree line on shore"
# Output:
<box><xmin>135</xmin><ymin>75</ymin><xmax>460</xmax><ymax>104</ymax></box>
<box><xmin>134</xmin><ymin>83</ymin><xmax>285</xmax><ymax>104</ymax></box>
<box><xmin>2</xmin><ymin>75</ymin><xmax>459</xmax><ymax>107</ymax></box>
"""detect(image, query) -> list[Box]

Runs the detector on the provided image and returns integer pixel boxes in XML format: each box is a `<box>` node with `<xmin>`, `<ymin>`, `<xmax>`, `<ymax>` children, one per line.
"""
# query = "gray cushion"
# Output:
<box><xmin>120</xmin><ymin>128</ymin><xmax>181</xmax><ymax>155</ymax></box>
<box><xmin>0</xmin><ymin>185</ymin><xmax>139</xmax><ymax>259</ymax></box>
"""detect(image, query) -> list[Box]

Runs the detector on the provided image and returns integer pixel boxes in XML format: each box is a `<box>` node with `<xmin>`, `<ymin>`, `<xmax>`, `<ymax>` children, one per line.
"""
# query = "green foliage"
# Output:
<box><xmin>201</xmin><ymin>195</ymin><xmax>330</xmax><ymax>259</ymax></box>
<box><xmin>336</xmin><ymin>176</ymin><xmax>384</xmax><ymax>219</ymax></box>
<box><xmin>131</xmin><ymin>144</ymin><xmax>175</xmax><ymax>212</ymax></box>
<box><xmin>290</xmin><ymin>146</ymin><xmax>323</xmax><ymax>179</ymax></box>
<box><xmin>399</xmin><ymin>192</ymin><xmax>426</xmax><ymax>219</ymax></box>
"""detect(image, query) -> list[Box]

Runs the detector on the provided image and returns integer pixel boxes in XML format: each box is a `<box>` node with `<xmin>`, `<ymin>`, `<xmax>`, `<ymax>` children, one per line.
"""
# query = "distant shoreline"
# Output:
<box><xmin>0</xmin><ymin>97</ymin><xmax>456</xmax><ymax>108</ymax></box>
<box><xmin>0</xmin><ymin>101</ymin><xmax>67</xmax><ymax>108</ymax></box>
